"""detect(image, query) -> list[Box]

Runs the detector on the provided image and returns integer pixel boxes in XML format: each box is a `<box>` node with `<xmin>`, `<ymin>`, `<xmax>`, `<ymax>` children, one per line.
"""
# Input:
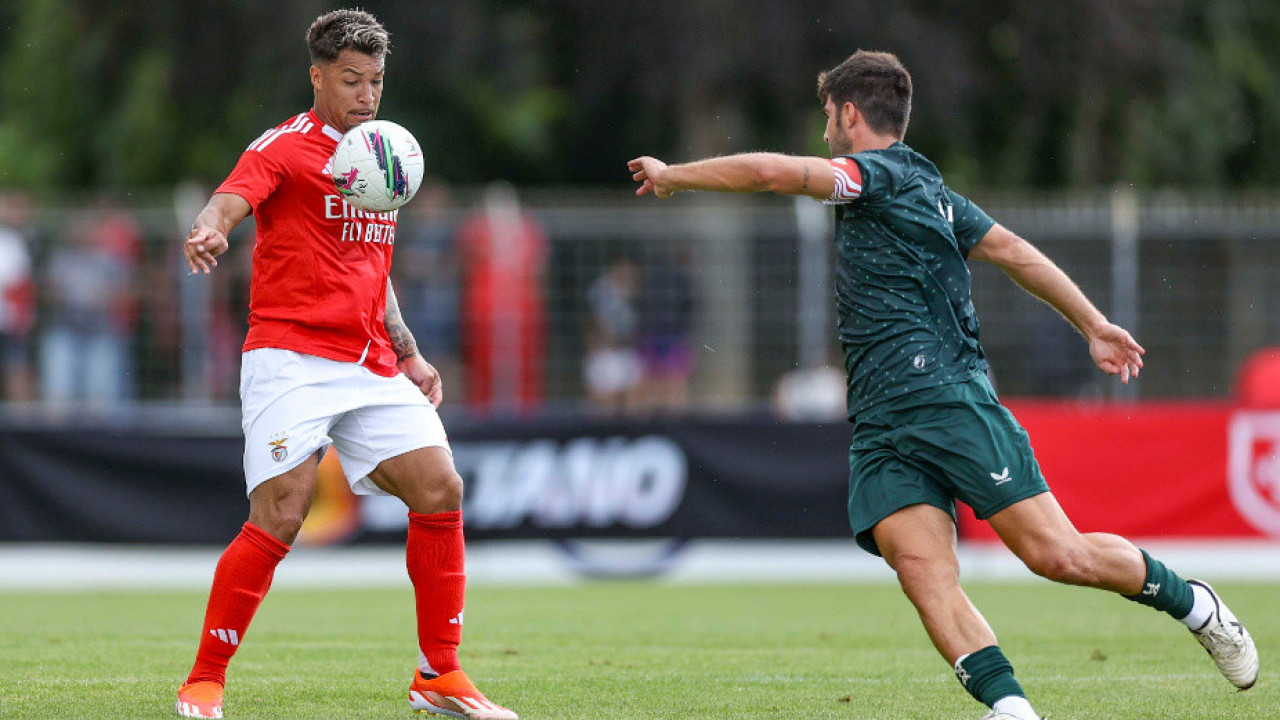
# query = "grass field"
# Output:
<box><xmin>0</xmin><ymin>581</ymin><xmax>1275</xmax><ymax>719</ymax></box>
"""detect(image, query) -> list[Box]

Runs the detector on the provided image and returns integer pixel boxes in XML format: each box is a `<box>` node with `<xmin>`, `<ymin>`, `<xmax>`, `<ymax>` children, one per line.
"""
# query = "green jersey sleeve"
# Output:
<box><xmin>944</xmin><ymin>188</ymin><xmax>996</xmax><ymax>257</ymax></box>
<box><xmin>849</xmin><ymin>152</ymin><xmax>898</xmax><ymax>209</ymax></box>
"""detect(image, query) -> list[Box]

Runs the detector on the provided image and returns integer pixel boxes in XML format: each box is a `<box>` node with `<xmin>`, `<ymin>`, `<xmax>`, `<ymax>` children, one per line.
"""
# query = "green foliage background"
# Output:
<box><xmin>2</xmin><ymin>0</ymin><xmax>1279</xmax><ymax>191</ymax></box>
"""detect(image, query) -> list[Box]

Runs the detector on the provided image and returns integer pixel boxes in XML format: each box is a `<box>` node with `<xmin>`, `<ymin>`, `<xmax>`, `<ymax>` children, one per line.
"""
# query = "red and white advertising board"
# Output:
<box><xmin>959</xmin><ymin>402</ymin><xmax>1280</xmax><ymax>542</ymax></box>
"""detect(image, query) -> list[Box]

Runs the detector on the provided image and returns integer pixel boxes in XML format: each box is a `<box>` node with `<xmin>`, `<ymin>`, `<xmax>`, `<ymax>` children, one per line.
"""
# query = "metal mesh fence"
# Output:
<box><xmin>3</xmin><ymin>187</ymin><xmax>1279</xmax><ymax>417</ymax></box>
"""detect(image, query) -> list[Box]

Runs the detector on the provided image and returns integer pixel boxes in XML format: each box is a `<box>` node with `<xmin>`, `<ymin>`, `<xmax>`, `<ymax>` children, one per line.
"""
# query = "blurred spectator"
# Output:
<box><xmin>0</xmin><ymin>193</ymin><xmax>35</xmax><ymax>401</ymax></box>
<box><xmin>584</xmin><ymin>256</ymin><xmax>642</xmax><ymax>414</ymax></box>
<box><xmin>393</xmin><ymin>182</ymin><xmax>462</xmax><ymax>399</ymax></box>
<box><xmin>636</xmin><ymin>249</ymin><xmax>696</xmax><ymax>414</ymax></box>
<box><xmin>457</xmin><ymin>183</ymin><xmax>547</xmax><ymax>414</ymax></box>
<box><xmin>208</xmin><ymin>235</ymin><xmax>254</xmax><ymax>400</ymax></box>
<box><xmin>1236</xmin><ymin>347</ymin><xmax>1280</xmax><ymax>408</ymax></box>
<box><xmin>772</xmin><ymin>363</ymin><xmax>847</xmax><ymax>421</ymax></box>
<box><xmin>39</xmin><ymin>207</ymin><xmax>140</xmax><ymax>406</ymax></box>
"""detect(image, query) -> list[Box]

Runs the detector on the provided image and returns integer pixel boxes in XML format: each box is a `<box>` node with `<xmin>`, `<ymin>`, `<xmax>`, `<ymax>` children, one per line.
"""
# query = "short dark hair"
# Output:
<box><xmin>306</xmin><ymin>9</ymin><xmax>390</xmax><ymax>65</ymax></box>
<box><xmin>816</xmin><ymin>51</ymin><xmax>912</xmax><ymax>139</ymax></box>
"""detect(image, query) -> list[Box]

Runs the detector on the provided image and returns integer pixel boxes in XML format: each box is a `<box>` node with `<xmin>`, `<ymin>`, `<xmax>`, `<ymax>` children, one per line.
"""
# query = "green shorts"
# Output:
<box><xmin>848</xmin><ymin>375</ymin><xmax>1049</xmax><ymax>556</ymax></box>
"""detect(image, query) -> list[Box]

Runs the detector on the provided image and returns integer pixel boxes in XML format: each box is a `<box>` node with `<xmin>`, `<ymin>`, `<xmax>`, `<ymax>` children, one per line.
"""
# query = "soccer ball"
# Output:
<box><xmin>331</xmin><ymin>120</ymin><xmax>425</xmax><ymax>212</ymax></box>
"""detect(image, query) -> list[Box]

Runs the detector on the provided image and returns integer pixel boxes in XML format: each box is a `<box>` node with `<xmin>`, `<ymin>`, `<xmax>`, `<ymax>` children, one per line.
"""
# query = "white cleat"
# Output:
<box><xmin>1188</xmin><ymin>580</ymin><xmax>1259</xmax><ymax>690</ymax></box>
<box><xmin>981</xmin><ymin>713</ymin><xmax>1045</xmax><ymax>720</ymax></box>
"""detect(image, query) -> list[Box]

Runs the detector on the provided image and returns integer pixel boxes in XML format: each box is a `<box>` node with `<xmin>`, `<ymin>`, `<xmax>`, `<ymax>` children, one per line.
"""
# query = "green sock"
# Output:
<box><xmin>955</xmin><ymin>645</ymin><xmax>1025</xmax><ymax>707</ymax></box>
<box><xmin>1123</xmin><ymin>549</ymin><xmax>1194</xmax><ymax>619</ymax></box>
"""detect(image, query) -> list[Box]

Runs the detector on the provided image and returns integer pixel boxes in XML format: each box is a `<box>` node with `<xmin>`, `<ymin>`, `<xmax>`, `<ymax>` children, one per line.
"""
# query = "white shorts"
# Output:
<box><xmin>240</xmin><ymin>348</ymin><xmax>449</xmax><ymax>496</ymax></box>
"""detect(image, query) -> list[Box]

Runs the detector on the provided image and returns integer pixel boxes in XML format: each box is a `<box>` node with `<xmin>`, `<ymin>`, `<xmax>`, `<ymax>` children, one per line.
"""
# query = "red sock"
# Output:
<box><xmin>186</xmin><ymin>522</ymin><xmax>290</xmax><ymax>686</ymax></box>
<box><xmin>407</xmin><ymin>510</ymin><xmax>466</xmax><ymax>675</ymax></box>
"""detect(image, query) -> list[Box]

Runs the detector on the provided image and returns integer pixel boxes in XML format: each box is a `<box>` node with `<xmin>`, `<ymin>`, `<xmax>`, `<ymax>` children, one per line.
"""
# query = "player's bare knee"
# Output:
<box><xmin>274</xmin><ymin>511</ymin><xmax>307</xmax><ymax>544</ymax></box>
<box><xmin>1024</xmin><ymin>546</ymin><xmax>1093</xmax><ymax>585</ymax></box>
<box><xmin>431</xmin><ymin>469</ymin><xmax>464</xmax><ymax>510</ymax></box>
<box><xmin>248</xmin><ymin>479</ymin><xmax>314</xmax><ymax>543</ymax></box>
<box><xmin>403</xmin><ymin>469</ymin><xmax>463</xmax><ymax>514</ymax></box>
<box><xmin>891</xmin><ymin>553</ymin><xmax>959</xmax><ymax>598</ymax></box>
<box><xmin>249</xmin><ymin>503</ymin><xmax>307</xmax><ymax>544</ymax></box>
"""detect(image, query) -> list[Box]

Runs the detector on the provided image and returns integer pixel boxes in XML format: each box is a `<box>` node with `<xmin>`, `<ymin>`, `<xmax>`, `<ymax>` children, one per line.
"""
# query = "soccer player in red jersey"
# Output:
<box><xmin>174</xmin><ymin>10</ymin><xmax>516</xmax><ymax>720</ymax></box>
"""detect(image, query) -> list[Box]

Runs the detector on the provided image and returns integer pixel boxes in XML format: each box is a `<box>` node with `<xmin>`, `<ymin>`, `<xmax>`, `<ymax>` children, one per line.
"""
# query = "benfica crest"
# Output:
<box><xmin>1228</xmin><ymin>411</ymin><xmax>1280</xmax><ymax>537</ymax></box>
<box><xmin>268</xmin><ymin>433</ymin><xmax>289</xmax><ymax>463</ymax></box>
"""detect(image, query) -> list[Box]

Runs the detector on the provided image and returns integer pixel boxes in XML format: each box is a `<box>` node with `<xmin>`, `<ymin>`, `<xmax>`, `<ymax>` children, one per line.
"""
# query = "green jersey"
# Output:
<box><xmin>828</xmin><ymin>142</ymin><xmax>995</xmax><ymax>420</ymax></box>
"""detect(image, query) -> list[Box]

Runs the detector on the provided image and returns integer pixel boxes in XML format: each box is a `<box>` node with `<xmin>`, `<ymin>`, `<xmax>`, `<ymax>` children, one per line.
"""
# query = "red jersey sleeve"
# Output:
<box><xmin>214</xmin><ymin>131</ymin><xmax>289</xmax><ymax>212</ymax></box>
<box><xmin>825</xmin><ymin>156</ymin><xmax>863</xmax><ymax>205</ymax></box>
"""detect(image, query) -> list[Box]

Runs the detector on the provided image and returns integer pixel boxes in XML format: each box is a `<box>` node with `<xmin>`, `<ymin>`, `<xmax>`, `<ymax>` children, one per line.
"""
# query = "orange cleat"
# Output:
<box><xmin>175</xmin><ymin>681</ymin><xmax>224</xmax><ymax>719</ymax></box>
<box><xmin>409</xmin><ymin>670</ymin><xmax>517</xmax><ymax>719</ymax></box>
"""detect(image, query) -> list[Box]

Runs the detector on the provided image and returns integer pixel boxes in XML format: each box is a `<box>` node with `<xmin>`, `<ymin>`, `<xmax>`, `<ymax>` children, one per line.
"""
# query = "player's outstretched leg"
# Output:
<box><xmin>404</xmin><ymin>509</ymin><xmax>517</xmax><ymax>720</ymax></box>
<box><xmin>990</xmin><ymin>495</ymin><xmax>1258</xmax><ymax>691</ymax></box>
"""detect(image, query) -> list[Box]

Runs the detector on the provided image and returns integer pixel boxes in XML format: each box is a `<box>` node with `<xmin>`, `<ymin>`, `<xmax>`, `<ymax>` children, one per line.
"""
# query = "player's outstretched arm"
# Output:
<box><xmin>386</xmin><ymin>279</ymin><xmax>443</xmax><ymax>406</ymax></box>
<box><xmin>184</xmin><ymin>193</ymin><xmax>251</xmax><ymax>275</ymax></box>
<box><xmin>629</xmin><ymin>153</ymin><xmax>836</xmax><ymax>201</ymax></box>
<box><xmin>970</xmin><ymin>223</ymin><xmax>1146</xmax><ymax>383</ymax></box>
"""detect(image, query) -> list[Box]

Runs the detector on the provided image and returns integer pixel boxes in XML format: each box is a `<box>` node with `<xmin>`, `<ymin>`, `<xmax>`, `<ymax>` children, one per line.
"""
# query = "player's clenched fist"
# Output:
<box><xmin>184</xmin><ymin>226</ymin><xmax>229</xmax><ymax>275</ymax></box>
<box><xmin>628</xmin><ymin>156</ymin><xmax>674</xmax><ymax>198</ymax></box>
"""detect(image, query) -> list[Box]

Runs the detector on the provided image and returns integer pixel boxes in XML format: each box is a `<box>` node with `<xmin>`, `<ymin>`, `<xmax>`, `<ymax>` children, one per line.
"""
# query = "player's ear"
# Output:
<box><xmin>841</xmin><ymin>101</ymin><xmax>859</xmax><ymax>130</ymax></box>
<box><xmin>309</xmin><ymin>64</ymin><xmax>322</xmax><ymax>91</ymax></box>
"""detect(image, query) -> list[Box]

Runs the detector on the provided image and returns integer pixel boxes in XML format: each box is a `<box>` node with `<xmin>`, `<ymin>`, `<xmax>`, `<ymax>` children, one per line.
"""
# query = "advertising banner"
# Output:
<box><xmin>0</xmin><ymin>418</ymin><xmax>855</xmax><ymax>544</ymax></box>
<box><xmin>3</xmin><ymin>404</ymin><xmax>1278</xmax><ymax>546</ymax></box>
<box><xmin>958</xmin><ymin>402</ymin><xmax>1280</xmax><ymax>541</ymax></box>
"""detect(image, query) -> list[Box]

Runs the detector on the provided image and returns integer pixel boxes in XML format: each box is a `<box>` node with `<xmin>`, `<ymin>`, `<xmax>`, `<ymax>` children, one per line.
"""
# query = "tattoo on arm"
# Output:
<box><xmin>384</xmin><ymin>280</ymin><xmax>420</xmax><ymax>362</ymax></box>
<box><xmin>801</xmin><ymin>164</ymin><xmax>811</xmax><ymax>190</ymax></box>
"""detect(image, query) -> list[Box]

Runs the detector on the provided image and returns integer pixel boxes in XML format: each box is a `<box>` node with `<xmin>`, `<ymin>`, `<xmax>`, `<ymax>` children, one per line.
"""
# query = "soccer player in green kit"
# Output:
<box><xmin>628</xmin><ymin>50</ymin><xmax>1257</xmax><ymax>720</ymax></box>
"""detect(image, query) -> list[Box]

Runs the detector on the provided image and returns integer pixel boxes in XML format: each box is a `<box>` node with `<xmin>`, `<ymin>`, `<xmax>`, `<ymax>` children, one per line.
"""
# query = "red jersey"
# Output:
<box><xmin>216</xmin><ymin>110</ymin><xmax>400</xmax><ymax>376</ymax></box>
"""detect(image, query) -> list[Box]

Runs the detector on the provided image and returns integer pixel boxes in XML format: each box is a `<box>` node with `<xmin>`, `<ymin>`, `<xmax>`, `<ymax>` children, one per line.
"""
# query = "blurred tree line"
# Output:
<box><xmin>2</xmin><ymin>0</ymin><xmax>1279</xmax><ymax>192</ymax></box>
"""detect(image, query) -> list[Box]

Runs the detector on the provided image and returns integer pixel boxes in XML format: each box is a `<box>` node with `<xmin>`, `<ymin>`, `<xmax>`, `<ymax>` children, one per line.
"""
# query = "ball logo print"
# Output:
<box><xmin>330</xmin><ymin>120</ymin><xmax>425</xmax><ymax>212</ymax></box>
<box><xmin>1228</xmin><ymin>411</ymin><xmax>1280</xmax><ymax>537</ymax></box>
<box><xmin>334</xmin><ymin>166</ymin><xmax>363</xmax><ymax>197</ymax></box>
